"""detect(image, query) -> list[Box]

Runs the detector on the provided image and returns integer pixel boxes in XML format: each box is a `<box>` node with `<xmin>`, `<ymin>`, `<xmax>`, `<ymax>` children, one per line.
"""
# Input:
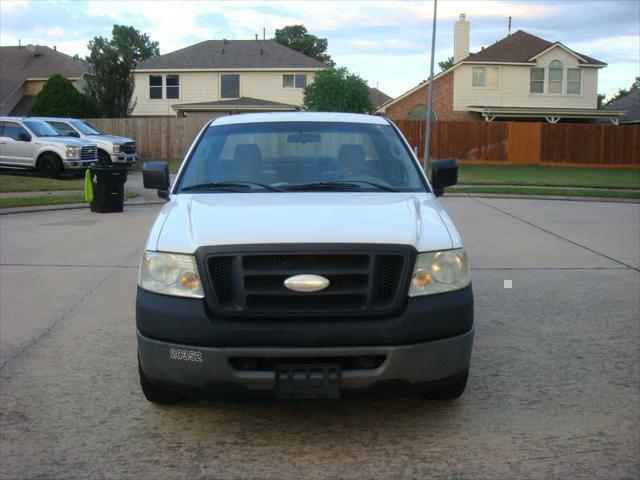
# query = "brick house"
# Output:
<box><xmin>377</xmin><ymin>15</ymin><xmax>624</xmax><ymax>124</ymax></box>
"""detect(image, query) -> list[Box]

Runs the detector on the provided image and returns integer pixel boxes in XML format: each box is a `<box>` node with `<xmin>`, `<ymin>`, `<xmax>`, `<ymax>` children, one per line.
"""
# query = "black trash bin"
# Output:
<box><xmin>89</xmin><ymin>165</ymin><xmax>128</xmax><ymax>213</ymax></box>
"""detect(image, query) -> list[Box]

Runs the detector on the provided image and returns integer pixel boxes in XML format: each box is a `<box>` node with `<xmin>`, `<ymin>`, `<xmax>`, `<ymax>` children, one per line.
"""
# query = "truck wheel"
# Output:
<box><xmin>138</xmin><ymin>360</ymin><xmax>185</xmax><ymax>404</ymax></box>
<box><xmin>423</xmin><ymin>370</ymin><xmax>469</xmax><ymax>400</ymax></box>
<box><xmin>98</xmin><ymin>150</ymin><xmax>112</xmax><ymax>165</ymax></box>
<box><xmin>39</xmin><ymin>154</ymin><xmax>63</xmax><ymax>179</ymax></box>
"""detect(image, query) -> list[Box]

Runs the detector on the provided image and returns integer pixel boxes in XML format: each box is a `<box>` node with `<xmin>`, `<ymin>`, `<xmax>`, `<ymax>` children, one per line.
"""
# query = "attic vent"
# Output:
<box><xmin>25</xmin><ymin>44</ymin><xmax>40</xmax><ymax>56</ymax></box>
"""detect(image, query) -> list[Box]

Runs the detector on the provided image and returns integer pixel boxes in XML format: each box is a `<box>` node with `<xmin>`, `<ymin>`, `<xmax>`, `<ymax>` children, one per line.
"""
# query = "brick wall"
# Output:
<box><xmin>383</xmin><ymin>71</ymin><xmax>473</xmax><ymax>121</ymax></box>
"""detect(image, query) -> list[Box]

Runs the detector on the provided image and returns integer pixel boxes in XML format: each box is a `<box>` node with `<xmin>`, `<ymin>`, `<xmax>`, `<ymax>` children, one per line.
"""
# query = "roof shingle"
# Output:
<box><xmin>0</xmin><ymin>45</ymin><xmax>88</xmax><ymax>102</ymax></box>
<box><xmin>462</xmin><ymin>30</ymin><xmax>605</xmax><ymax>66</ymax></box>
<box><xmin>137</xmin><ymin>40</ymin><xmax>326</xmax><ymax>70</ymax></box>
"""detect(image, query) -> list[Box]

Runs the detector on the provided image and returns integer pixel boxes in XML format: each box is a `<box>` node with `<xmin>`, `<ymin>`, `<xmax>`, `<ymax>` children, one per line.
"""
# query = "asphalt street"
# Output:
<box><xmin>0</xmin><ymin>197</ymin><xmax>638</xmax><ymax>479</ymax></box>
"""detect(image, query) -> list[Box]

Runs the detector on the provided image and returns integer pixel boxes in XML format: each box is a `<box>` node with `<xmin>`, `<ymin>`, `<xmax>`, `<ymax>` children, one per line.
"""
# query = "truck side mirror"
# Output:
<box><xmin>143</xmin><ymin>161</ymin><xmax>170</xmax><ymax>200</ymax></box>
<box><xmin>17</xmin><ymin>132</ymin><xmax>31</xmax><ymax>142</ymax></box>
<box><xmin>68</xmin><ymin>131</ymin><xmax>80</xmax><ymax>138</ymax></box>
<box><xmin>431</xmin><ymin>158</ymin><xmax>458</xmax><ymax>197</ymax></box>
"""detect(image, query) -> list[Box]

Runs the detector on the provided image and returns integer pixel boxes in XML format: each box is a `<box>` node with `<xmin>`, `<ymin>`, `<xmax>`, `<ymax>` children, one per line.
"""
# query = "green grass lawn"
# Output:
<box><xmin>0</xmin><ymin>192</ymin><xmax>140</xmax><ymax>209</ymax></box>
<box><xmin>0</xmin><ymin>174</ymin><xmax>84</xmax><ymax>193</ymax></box>
<box><xmin>449</xmin><ymin>186</ymin><xmax>640</xmax><ymax>200</ymax></box>
<box><xmin>455</xmin><ymin>164</ymin><xmax>640</xmax><ymax>189</ymax></box>
<box><xmin>129</xmin><ymin>159</ymin><xmax>182</xmax><ymax>174</ymax></box>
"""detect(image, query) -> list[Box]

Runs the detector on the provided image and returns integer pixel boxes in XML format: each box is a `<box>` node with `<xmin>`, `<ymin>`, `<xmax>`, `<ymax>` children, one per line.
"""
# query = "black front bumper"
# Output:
<box><xmin>136</xmin><ymin>284</ymin><xmax>473</xmax><ymax>348</ymax></box>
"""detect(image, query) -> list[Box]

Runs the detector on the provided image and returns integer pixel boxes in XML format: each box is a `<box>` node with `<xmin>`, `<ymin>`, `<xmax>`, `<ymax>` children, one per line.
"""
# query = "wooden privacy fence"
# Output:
<box><xmin>84</xmin><ymin>117</ymin><xmax>207</xmax><ymax>160</ymax></box>
<box><xmin>394</xmin><ymin>119</ymin><xmax>640</xmax><ymax>166</ymax></box>
<box><xmin>85</xmin><ymin>117</ymin><xmax>640</xmax><ymax>166</ymax></box>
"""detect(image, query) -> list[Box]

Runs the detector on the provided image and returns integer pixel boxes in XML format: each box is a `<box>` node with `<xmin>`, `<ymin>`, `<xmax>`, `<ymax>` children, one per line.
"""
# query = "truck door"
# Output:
<box><xmin>2</xmin><ymin>122</ymin><xmax>34</xmax><ymax>166</ymax></box>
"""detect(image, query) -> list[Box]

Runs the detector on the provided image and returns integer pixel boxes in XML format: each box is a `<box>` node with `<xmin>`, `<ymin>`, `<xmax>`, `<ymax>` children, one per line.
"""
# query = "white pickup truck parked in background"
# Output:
<box><xmin>35</xmin><ymin>117</ymin><xmax>137</xmax><ymax>166</ymax></box>
<box><xmin>0</xmin><ymin>117</ymin><xmax>98</xmax><ymax>178</ymax></box>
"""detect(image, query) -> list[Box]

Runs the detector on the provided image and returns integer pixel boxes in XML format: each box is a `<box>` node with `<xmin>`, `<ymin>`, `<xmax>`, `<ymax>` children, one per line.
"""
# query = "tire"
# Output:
<box><xmin>98</xmin><ymin>150</ymin><xmax>112</xmax><ymax>165</ymax></box>
<box><xmin>138</xmin><ymin>359</ymin><xmax>185</xmax><ymax>404</ymax></box>
<box><xmin>423</xmin><ymin>370</ymin><xmax>469</xmax><ymax>400</ymax></box>
<box><xmin>39</xmin><ymin>153</ymin><xmax>63</xmax><ymax>179</ymax></box>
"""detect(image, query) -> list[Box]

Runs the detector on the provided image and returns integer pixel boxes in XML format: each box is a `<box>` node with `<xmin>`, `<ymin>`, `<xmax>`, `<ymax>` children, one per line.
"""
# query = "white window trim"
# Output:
<box><xmin>547</xmin><ymin>60</ymin><xmax>564</xmax><ymax>96</ymax></box>
<box><xmin>149</xmin><ymin>74</ymin><xmax>164</xmax><ymax>101</ymax></box>
<box><xmin>471</xmin><ymin>66</ymin><xmax>499</xmax><ymax>90</ymax></box>
<box><xmin>165</xmin><ymin>73</ymin><xmax>181</xmax><ymax>101</ymax></box>
<box><xmin>282</xmin><ymin>73</ymin><xmax>308</xmax><ymax>89</ymax></box>
<box><xmin>566</xmin><ymin>68</ymin><xmax>582</xmax><ymax>96</ymax></box>
<box><xmin>529</xmin><ymin>67</ymin><xmax>546</xmax><ymax>95</ymax></box>
<box><xmin>219</xmin><ymin>73</ymin><xmax>241</xmax><ymax>99</ymax></box>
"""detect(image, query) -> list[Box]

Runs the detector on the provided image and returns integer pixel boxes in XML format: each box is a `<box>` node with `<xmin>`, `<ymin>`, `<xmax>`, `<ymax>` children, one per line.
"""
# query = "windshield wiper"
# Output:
<box><xmin>181</xmin><ymin>181</ymin><xmax>282</xmax><ymax>192</ymax></box>
<box><xmin>284</xmin><ymin>180</ymin><xmax>397</xmax><ymax>192</ymax></box>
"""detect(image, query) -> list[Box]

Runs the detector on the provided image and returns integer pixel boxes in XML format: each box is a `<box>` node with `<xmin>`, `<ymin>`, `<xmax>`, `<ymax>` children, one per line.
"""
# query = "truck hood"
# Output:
<box><xmin>41</xmin><ymin>136</ymin><xmax>95</xmax><ymax>147</ymax></box>
<box><xmin>152</xmin><ymin>192</ymin><xmax>458</xmax><ymax>254</ymax></box>
<box><xmin>86</xmin><ymin>134</ymin><xmax>133</xmax><ymax>144</ymax></box>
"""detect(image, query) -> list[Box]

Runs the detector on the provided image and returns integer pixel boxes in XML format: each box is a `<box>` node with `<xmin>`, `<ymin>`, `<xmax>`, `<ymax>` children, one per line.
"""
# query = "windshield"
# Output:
<box><xmin>177</xmin><ymin>122</ymin><xmax>426</xmax><ymax>193</ymax></box>
<box><xmin>24</xmin><ymin>120</ymin><xmax>61</xmax><ymax>137</ymax></box>
<box><xmin>71</xmin><ymin>120</ymin><xmax>102</xmax><ymax>135</ymax></box>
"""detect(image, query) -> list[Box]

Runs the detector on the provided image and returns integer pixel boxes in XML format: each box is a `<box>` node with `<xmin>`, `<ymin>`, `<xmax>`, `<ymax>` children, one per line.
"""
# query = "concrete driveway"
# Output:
<box><xmin>0</xmin><ymin>197</ymin><xmax>638</xmax><ymax>479</ymax></box>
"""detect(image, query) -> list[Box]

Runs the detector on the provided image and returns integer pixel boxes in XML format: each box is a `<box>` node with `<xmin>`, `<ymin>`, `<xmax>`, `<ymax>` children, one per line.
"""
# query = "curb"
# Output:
<box><xmin>445</xmin><ymin>192</ymin><xmax>640</xmax><ymax>204</ymax></box>
<box><xmin>0</xmin><ymin>200</ymin><xmax>164</xmax><ymax>216</ymax></box>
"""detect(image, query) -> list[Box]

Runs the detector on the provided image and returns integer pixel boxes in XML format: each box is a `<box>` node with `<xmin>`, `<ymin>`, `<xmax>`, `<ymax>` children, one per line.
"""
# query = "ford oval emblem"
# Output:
<box><xmin>284</xmin><ymin>274</ymin><xmax>330</xmax><ymax>293</ymax></box>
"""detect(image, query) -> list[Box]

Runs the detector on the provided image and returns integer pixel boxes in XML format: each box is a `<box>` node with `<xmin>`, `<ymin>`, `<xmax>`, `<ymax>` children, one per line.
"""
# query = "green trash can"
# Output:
<box><xmin>87</xmin><ymin>165</ymin><xmax>128</xmax><ymax>213</ymax></box>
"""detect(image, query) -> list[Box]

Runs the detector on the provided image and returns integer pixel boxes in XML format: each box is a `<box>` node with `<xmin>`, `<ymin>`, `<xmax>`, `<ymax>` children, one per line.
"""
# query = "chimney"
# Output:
<box><xmin>454</xmin><ymin>13</ymin><xmax>470</xmax><ymax>63</ymax></box>
<box><xmin>53</xmin><ymin>45</ymin><xmax>57</xmax><ymax>52</ymax></box>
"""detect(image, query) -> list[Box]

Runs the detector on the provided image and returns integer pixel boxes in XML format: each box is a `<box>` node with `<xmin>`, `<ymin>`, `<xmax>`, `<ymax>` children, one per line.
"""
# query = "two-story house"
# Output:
<box><xmin>131</xmin><ymin>39</ymin><xmax>326</xmax><ymax>119</ymax></box>
<box><xmin>377</xmin><ymin>15</ymin><xmax>625</xmax><ymax>124</ymax></box>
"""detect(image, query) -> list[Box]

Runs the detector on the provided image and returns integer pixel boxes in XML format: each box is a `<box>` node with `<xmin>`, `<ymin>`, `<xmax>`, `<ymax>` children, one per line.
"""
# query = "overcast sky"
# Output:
<box><xmin>1</xmin><ymin>0</ymin><xmax>638</xmax><ymax>98</ymax></box>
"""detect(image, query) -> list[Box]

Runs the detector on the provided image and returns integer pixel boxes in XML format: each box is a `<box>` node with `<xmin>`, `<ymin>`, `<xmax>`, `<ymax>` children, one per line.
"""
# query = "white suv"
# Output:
<box><xmin>0</xmin><ymin>117</ymin><xmax>98</xmax><ymax>178</ymax></box>
<box><xmin>34</xmin><ymin>117</ymin><xmax>137</xmax><ymax>166</ymax></box>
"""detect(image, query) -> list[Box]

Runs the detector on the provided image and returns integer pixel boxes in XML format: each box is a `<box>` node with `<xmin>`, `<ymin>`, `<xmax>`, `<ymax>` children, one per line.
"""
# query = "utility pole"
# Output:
<box><xmin>423</xmin><ymin>0</ymin><xmax>438</xmax><ymax>172</ymax></box>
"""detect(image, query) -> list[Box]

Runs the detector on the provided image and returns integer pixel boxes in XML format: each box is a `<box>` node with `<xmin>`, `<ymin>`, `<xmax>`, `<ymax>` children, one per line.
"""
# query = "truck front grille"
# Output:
<box><xmin>122</xmin><ymin>142</ymin><xmax>136</xmax><ymax>155</ymax></box>
<box><xmin>204</xmin><ymin>247</ymin><xmax>412</xmax><ymax>317</ymax></box>
<box><xmin>80</xmin><ymin>146</ymin><xmax>97</xmax><ymax>160</ymax></box>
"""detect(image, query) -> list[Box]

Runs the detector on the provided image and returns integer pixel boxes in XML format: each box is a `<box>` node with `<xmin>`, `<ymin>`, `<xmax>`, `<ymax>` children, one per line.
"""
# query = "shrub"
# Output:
<box><xmin>28</xmin><ymin>74</ymin><xmax>96</xmax><ymax>117</ymax></box>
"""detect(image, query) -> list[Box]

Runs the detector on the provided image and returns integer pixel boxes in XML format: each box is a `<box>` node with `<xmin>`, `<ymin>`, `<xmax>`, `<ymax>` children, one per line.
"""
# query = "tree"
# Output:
<box><xmin>603</xmin><ymin>78</ymin><xmax>639</xmax><ymax>106</ymax></box>
<box><xmin>438</xmin><ymin>56</ymin><xmax>454</xmax><ymax>72</ymax></box>
<box><xmin>85</xmin><ymin>25</ymin><xmax>159</xmax><ymax>117</ymax></box>
<box><xmin>28</xmin><ymin>74</ymin><xmax>96</xmax><ymax>117</ymax></box>
<box><xmin>303</xmin><ymin>67</ymin><xmax>372</xmax><ymax>113</ymax></box>
<box><xmin>275</xmin><ymin>25</ymin><xmax>334</xmax><ymax>66</ymax></box>
<box><xmin>597</xmin><ymin>93</ymin><xmax>606</xmax><ymax>108</ymax></box>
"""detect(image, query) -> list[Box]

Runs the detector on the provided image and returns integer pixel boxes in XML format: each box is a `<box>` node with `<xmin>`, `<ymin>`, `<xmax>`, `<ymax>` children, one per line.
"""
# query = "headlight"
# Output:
<box><xmin>112</xmin><ymin>143</ymin><xmax>122</xmax><ymax>153</ymax></box>
<box><xmin>409</xmin><ymin>248</ymin><xmax>470</xmax><ymax>297</ymax></box>
<box><xmin>138</xmin><ymin>251</ymin><xmax>204</xmax><ymax>298</ymax></box>
<box><xmin>65</xmin><ymin>146</ymin><xmax>79</xmax><ymax>158</ymax></box>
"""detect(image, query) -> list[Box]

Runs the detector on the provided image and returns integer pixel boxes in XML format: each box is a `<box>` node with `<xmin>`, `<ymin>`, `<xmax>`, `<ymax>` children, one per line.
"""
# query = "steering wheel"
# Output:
<box><xmin>335</xmin><ymin>165</ymin><xmax>380</xmax><ymax>180</ymax></box>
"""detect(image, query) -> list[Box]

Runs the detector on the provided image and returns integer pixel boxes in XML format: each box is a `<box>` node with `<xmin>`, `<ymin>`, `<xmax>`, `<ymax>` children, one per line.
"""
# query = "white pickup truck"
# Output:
<box><xmin>137</xmin><ymin>112</ymin><xmax>473</xmax><ymax>403</ymax></box>
<box><xmin>34</xmin><ymin>117</ymin><xmax>137</xmax><ymax>166</ymax></box>
<box><xmin>0</xmin><ymin>117</ymin><xmax>97</xmax><ymax>177</ymax></box>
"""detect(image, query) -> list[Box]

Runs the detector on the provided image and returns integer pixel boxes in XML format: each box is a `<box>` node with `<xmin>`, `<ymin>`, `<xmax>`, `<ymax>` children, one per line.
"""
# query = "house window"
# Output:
<box><xmin>149</xmin><ymin>75</ymin><xmax>163</xmax><ymax>99</ymax></box>
<box><xmin>166</xmin><ymin>74</ymin><xmax>180</xmax><ymax>99</ymax></box>
<box><xmin>567</xmin><ymin>68</ymin><xmax>581</xmax><ymax>94</ymax></box>
<box><xmin>548</xmin><ymin>60</ymin><xmax>563</xmax><ymax>94</ymax></box>
<box><xmin>283</xmin><ymin>74</ymin><xmax>308</xmax><ymax>88</ymax></box>
<box><xmin>530</xmin><ymin>68</ymin><xmax>545</xmax><ymax>93</ymax></box>
<box><xmin>221</xmin><ymin>74</ymin><xmax>240</xmax><ymax>99</ymax></box>
<box><xmin>472</xmin><ymin>67</ymin><xmax>498</xmax><ymax>88</ymax></box>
